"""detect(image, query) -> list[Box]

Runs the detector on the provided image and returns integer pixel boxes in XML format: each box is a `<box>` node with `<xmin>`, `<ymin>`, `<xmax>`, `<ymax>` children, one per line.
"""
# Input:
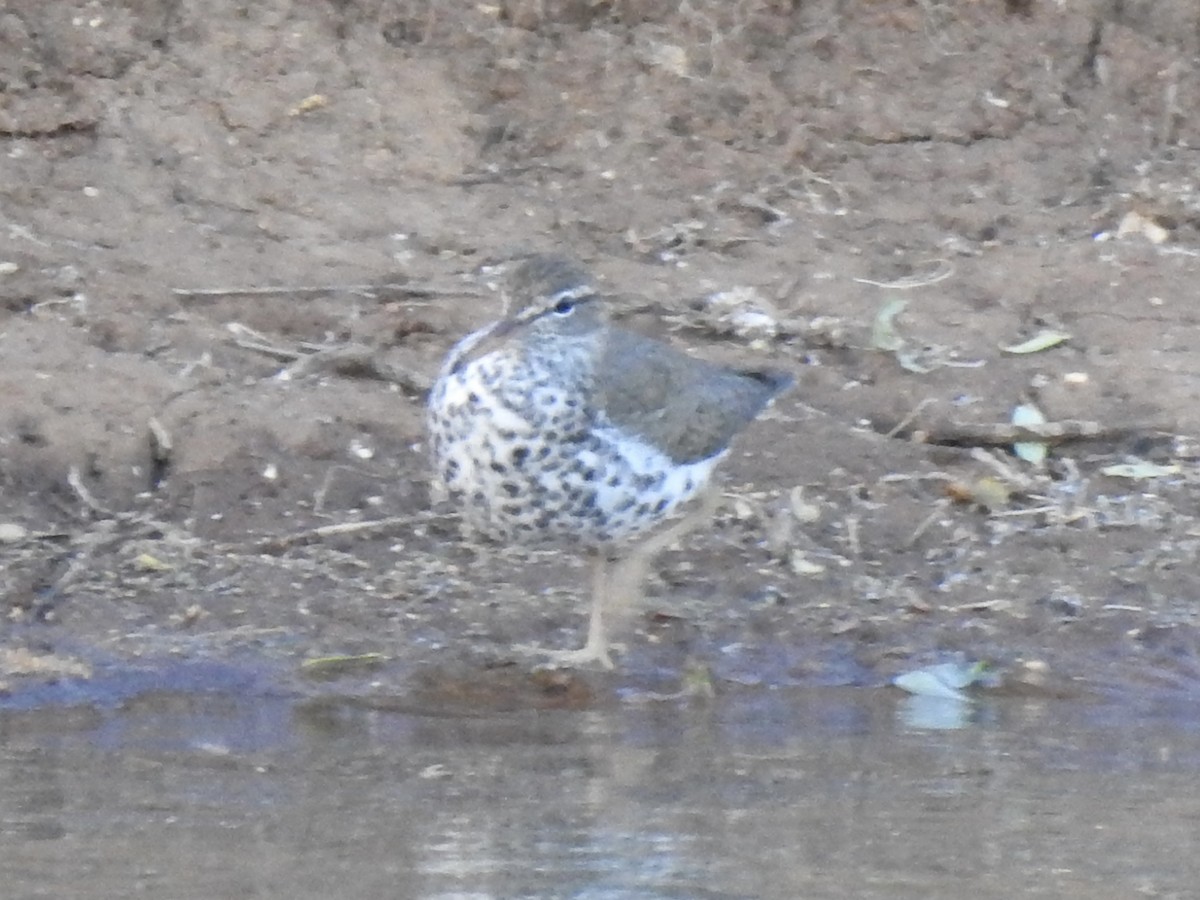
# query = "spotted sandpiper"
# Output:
<box><xmin>427</xmin><ymin>254</ymin><xmax>792</xmax><ymax>668</ymax></box>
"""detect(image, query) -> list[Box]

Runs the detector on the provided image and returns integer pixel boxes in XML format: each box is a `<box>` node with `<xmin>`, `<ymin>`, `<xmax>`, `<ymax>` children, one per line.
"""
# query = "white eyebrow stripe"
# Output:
<box><xmin>546</xmin><ymin>284</ymin><xmax>595</xmax><ymax>303</ymax></box>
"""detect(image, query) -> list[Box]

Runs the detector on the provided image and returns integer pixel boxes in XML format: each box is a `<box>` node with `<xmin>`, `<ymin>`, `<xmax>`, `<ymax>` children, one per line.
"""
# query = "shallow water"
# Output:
<box><xmin>2</xmin><ymin>674</ymin><xmax>1199</xmax><ymax>900</ymax></box>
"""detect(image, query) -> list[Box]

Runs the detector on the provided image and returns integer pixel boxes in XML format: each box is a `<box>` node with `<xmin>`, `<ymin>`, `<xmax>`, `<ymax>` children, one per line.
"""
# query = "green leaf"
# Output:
<box><xmin>1100</xmin><ymin>461</ymin><xmax>1181</xmax><ymax>479</ymax></box>
<box><xmin>1012</xmin><ymin>403</ymin><xmax>1048</xmax><ymax>464</ymax></box>
<box><xmin>894</xmin><ymin>660</ymin><xmax>990</xmax><ymax>700</ymax></box>
<box><xmin>871</xmin><ymin>298</ymin><xmax>908</xmax><ymax>352</ymax></box>
<box><xmin>1000</xmin><ymin>330</ymin><xmax>1070</xmax><ymax>354</ymax></box>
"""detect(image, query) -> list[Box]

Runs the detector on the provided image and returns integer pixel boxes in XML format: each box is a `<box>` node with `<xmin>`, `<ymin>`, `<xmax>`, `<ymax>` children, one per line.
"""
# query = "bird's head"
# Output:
<box><xmin>497</xmin><ymin>254</ymin><xmax>607</xmax><ymax>343</ymax></box>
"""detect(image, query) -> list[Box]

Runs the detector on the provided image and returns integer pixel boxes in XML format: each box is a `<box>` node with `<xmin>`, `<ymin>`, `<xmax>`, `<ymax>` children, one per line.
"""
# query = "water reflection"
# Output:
<box><xmin>0</xmin><ymin>683</ymin><xmax>1198</xmax><ymax>898</ymax></box>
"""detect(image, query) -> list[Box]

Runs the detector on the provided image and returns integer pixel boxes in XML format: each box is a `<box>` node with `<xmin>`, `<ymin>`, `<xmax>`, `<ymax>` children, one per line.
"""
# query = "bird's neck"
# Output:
<box><xmin>521</xmin><ymin>333</ymin><xmax>600</xmax><ymax>378</ymax></box>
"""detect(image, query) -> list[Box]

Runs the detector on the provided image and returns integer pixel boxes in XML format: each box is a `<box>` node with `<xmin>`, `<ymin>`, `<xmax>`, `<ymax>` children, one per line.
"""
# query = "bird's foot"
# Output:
<box><xmin>515</xmin><ymin>638</ymin><xmax>625</xmax><ymax>670</ymax></box>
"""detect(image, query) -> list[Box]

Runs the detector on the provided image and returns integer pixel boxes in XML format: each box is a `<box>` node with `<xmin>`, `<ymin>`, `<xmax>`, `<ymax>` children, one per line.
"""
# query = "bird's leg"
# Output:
<box><xmin>607</xmin><ymin>484</ymin><xmax>724</xmax><ymax>631</ymax></box>
<box><xmin>567</xmin><ymin>488</ymin><xmax>725</xmax><ymax>664</ymax></box>
<box><xmin>533</xmin><ymin>552</ymin><xmax>617</xmax><ymax>669</ymax></box>
<box><xmin>625</xmin><ymin>486</ymin><xmax>723</xmax><ymax>568</ymax></box>
<box><xmin>524</xmin><ymin>489</ymin><xmax>722</xmax><ymax>670</ymax></box>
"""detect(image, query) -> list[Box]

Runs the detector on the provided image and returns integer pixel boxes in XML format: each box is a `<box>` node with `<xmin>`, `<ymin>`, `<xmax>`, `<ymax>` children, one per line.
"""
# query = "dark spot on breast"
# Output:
<box><xmin>501</xmin><ymin>482</ymin><xmax>521</xmax><ymax>498</ymax></box>
<box><xmin>606</xmin><ymin>474</ymin><xmax>620</xmax><ymax>487</ymax></box>
<box><xmin>634</xmin><ymin>474</ymin><xmax>657</xmax><ymax>491</ymax></box>
<box><xmin>468</xmin><ymin>392</ymin><xmax>480</xmax><ymax>404</ymax></box>
<box><xmin>654</xmin><ymin>498</ymin><xmax>669</xmax><ymax>513</ymax></box>
<box><xmin>445</xmin><ymin>460</ymin><xmax>460</xmax><ymax>477</ymax></box>
<box><xmin>535</xmin><ymin>446</ymin><xmax>552</xmax><ymax>461</ymax></box>
<box><xmin>512</xmin><ymin>446</ymin><xmax>530</xmax><ymax>467</ymax></box>
<box><xmin>490</xmin><ymin>461</ymin><xmax>508</xmax><ymax>474</ymax></box>
<box><xmin>582</xmin><ymin>468</ymin><xmax>597</xmax><ymax>482</ymax></box>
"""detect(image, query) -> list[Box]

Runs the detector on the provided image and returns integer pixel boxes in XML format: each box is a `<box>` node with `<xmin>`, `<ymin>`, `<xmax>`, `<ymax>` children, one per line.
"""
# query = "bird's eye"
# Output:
<box><xmin>552</xmin><ymin>298</ymin><xmax>575</xmax><ymax>316</ymax></box>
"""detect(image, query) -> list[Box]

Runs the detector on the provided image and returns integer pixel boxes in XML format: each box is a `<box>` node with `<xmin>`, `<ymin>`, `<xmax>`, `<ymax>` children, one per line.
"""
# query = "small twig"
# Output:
<box><xmin>67</xmin><ymin>466</ymin><xmax>111</xmax><ymax>516</ymax></box>
<box><xmin>453</xmin><ymin>163</ymin><xmax>548</xmax><ymax>186</ymax></box>
<box><xmin>30</xmin><ymin>295</ymin><xmax>88</xmax><ymax>317</ymax></box>
<box><xmin>284</xmin><ymin>344</ymin><xmax>431</xmax><ymax>393</ymax></box>
<box><xmin>227</xmin><ymin>325</ymin><xmax>307</xmax><ymax>361</ymax></box>
<box><xmin>3</xmin><ymin>221</ymin><xmax>50</xmax><ymax>247</ymax></box>
<box><xmin>968</xmin><ymin>448</ymin><xmax>1040</xmax><ymax>491</ymax></box>
<box><xmin>312</xmin><ymin>465</ymin><xmax>389</xmax><ymax>516</ymax></box>
<box><xmin>735</xmin><ymin>194</ymin><xmax>790</xmax><ymax>224</ymax></box>
<box><xmin>225</xmin><ymin>322</ymin><xmax>303</xmax><ymax>361</ymax></box>
<box><xmin>234</xmin><ymin>339</ymin><xmax>303</xmax><ymax>362</ymax></box>
<box><xmin>176</xmin><ymin>284</ymin><xmax>375</xmax><ymax>298</ymax></box>
<box><xmin>854</xmin><ymin>259</ymin><xmax>954</xmax><ymax>290</ymax></box>
<box><xmin>178</xmin><ymin>351</ymin><xmax>213</xmax><ymax>380</ymax></box>
<box><xmin>785</xmin><ymin>165</ymin><xmax>851</xmax><ymax>215</ymax></box>
<box><xmin>255</xmin><ymin>516</ymin><xmax>411</xmax><ymax>553</ymax></box>
<box><xmin>988</xmin><ymin>505</ymin><xmax>1062</xmax><ymax>518</ymax></box>
<box><xmin>224</xmin><ymin>321</ymin><xmax>430</xmax><ymax>392</ymax></box>
<box><xmin>905</xmin><ymin>498</ymin><xmax>949</xmax><ymax>548</ymax></box>
<box><xmin>173</xmin><ymin>282</ymin><xmax>469</xmax><ymax>300</ymax></box>
<box><xmin>909</xmin><ymin>418</ymin><xmax>1164</xmax><ymax>447</ymax></box>
<box><xmin>886</xmin><ymin>397</ymin><xmax>937</xmax><ymax>439</ymax></box>
<box><xmin>1160</xmin><ymin>246</ymin><xmax>1200</xmax><ymax>259</ymax></box>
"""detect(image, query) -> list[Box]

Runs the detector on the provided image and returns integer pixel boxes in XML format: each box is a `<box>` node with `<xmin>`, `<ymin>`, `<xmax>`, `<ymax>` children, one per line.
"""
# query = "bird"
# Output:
<box><xmin>427</xmin><ymin>254</ymin><xmax>792</xmax><ymax>668</ymax></box>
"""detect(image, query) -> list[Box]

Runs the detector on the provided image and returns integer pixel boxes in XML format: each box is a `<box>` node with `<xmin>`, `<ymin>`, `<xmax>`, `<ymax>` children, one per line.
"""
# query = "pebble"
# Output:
<box><xmin>0</xmin><ymin>523</ymin><xmax>29</xmax><ymax>543</ymax></box>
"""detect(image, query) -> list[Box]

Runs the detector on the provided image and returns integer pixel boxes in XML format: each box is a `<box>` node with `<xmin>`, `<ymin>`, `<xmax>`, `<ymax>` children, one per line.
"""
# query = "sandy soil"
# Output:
<box><xmin>3</xmin><ymin>0</ymin><xmax>1200</xmax><ymax>705</ymax></box>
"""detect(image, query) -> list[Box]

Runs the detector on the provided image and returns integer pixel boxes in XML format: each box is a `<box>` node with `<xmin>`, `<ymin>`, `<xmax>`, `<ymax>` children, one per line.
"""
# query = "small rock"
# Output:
<box><xmin>0</xmin><ymin>523</ymin><xmax>28</xmax><ymax>543</ymax></box>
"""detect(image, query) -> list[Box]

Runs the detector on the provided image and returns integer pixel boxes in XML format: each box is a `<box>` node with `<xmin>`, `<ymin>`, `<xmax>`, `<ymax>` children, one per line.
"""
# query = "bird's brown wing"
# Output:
<box><xmin>597</xmin><ymin>328</ymin><xmax>792</xmax><ymax>464</ymax></box>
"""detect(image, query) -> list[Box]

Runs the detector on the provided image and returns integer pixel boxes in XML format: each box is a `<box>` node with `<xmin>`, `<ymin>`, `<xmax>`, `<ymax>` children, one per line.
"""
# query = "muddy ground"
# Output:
<box><xmin>2</xmin><ymin>0</ymin><xmax>1200</xmax><ymax>707</ymax></box>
